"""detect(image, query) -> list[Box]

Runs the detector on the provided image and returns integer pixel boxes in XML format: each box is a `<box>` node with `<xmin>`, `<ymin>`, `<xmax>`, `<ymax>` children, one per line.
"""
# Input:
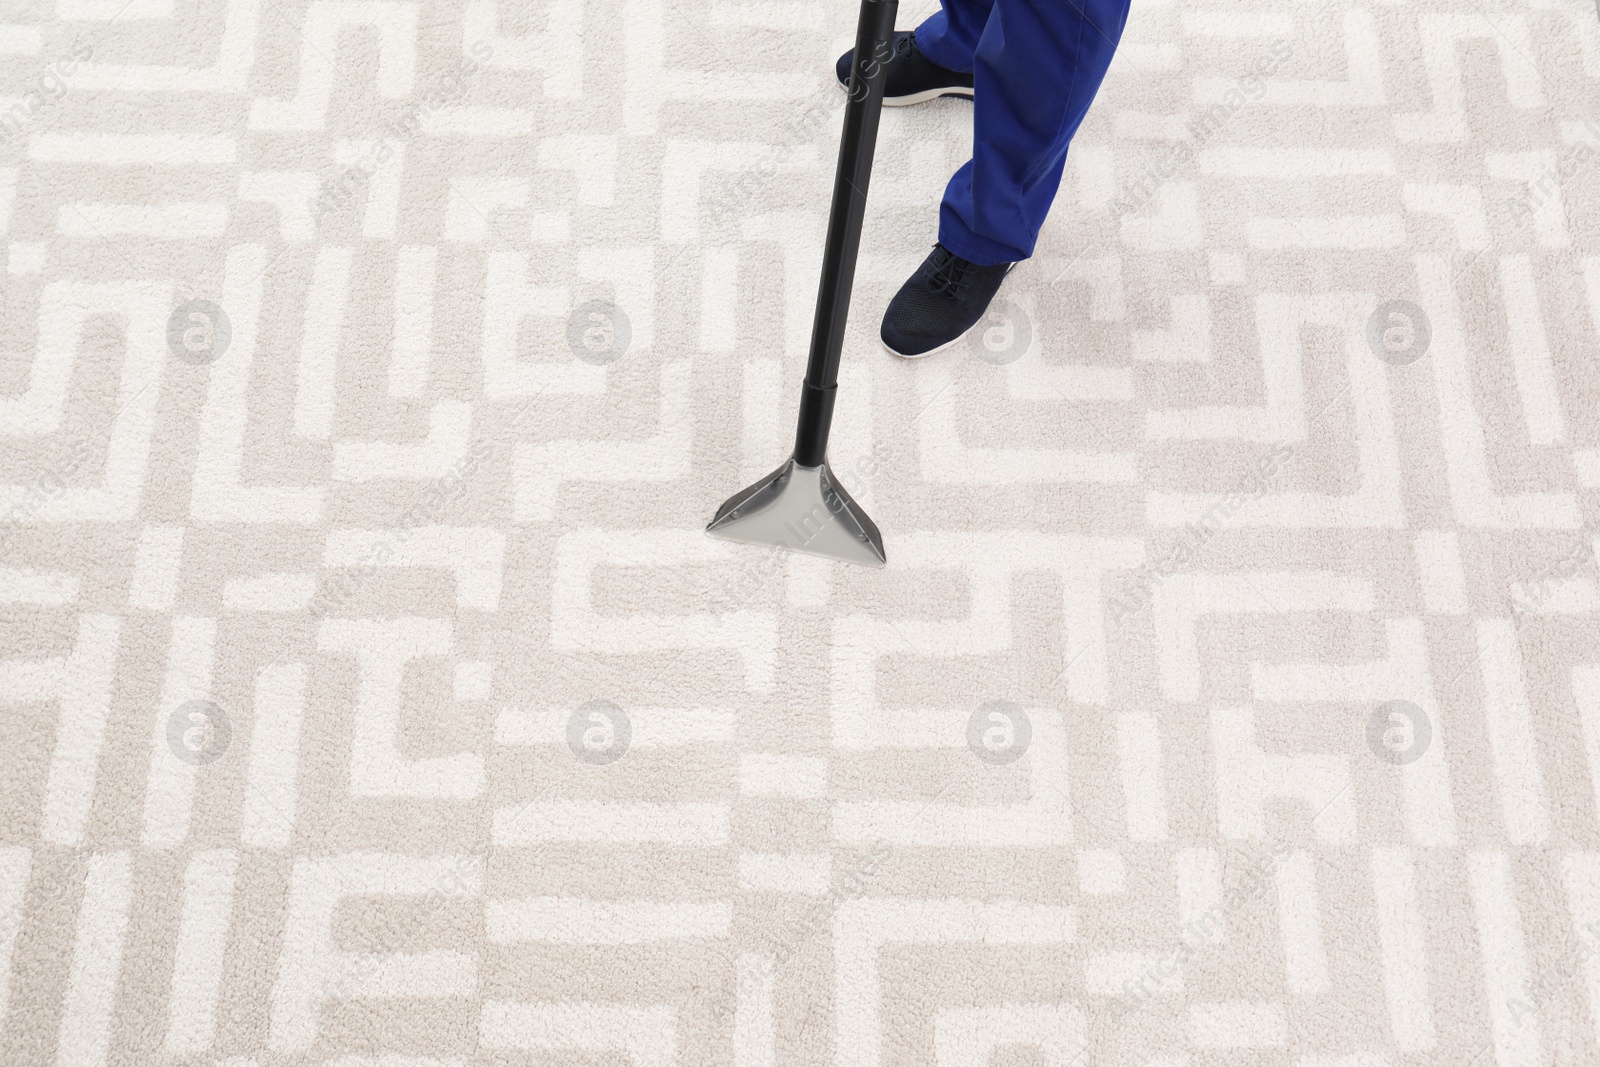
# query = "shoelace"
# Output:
<box><xmin>927</xmin><ymin>246</ymin><xmax>976</xmax><ymax>300</ymax></box>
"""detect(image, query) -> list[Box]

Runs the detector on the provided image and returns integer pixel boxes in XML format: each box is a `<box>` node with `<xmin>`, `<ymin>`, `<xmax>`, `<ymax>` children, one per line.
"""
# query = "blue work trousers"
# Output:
<box><xmin>916</xmin><ymin>0</ymin><xmax>1131</xmax><ymax>264</ymax></box>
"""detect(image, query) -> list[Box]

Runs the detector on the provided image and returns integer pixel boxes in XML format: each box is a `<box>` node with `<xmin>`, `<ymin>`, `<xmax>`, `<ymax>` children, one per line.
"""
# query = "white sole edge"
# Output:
<box><xmin>882</xmin><ymin>324</ymin><xmax>977</xmax><ymax>360</ymax></box>
<box><xmin>836</xmin><ymin>81</ymin><xmax>974</xmax><ymax>107</ymax></box>
<box><xmin>881</xmin><ymin>263</ymin><xmax>1017</xmax><ymax>360</ymax></box>
<box><xmin>883</xmin><ymin>87</ymin><xmax>974</xmax><ymax>107</ymax></box>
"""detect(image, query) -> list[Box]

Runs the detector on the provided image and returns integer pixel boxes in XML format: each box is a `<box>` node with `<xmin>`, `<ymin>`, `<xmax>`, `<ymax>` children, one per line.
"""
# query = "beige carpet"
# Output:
<box><xmin>3</xmin><ymin>0</ymin><xmax>1600</xmax><ymax>1063</ymax></box>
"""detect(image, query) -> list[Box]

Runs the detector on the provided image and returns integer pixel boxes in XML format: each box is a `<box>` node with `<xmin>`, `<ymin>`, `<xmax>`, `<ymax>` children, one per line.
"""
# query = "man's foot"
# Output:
<box><xmin>835</xmin><ymin>31</ymin><xmax>974</xmax><ymax>106</ymax></box>
<box><xmin>880</xmin><ymin>244</ymin><xmax>1015</xmax><ymax>358</ymax></box>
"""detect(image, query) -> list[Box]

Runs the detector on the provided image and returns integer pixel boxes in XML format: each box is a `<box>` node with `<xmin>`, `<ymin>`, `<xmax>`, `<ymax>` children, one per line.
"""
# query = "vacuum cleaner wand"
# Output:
<box><xmin>706</xmin><ymin>0</ymin><xmax>897</xmax><ymax>567</ymax></box>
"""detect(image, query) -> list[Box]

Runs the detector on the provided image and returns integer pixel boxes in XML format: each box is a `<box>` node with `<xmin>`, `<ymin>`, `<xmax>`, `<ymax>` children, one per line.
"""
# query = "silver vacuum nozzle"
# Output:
<box><xmin>705</xmin><ymin>457</ymin><xmax>886</xmax><ymax>566</ymax></box>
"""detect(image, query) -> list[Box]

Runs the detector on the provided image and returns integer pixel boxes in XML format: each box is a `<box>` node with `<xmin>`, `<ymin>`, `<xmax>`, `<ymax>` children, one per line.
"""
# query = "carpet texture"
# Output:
<box><xmin>3</xmin><ymin>0</ymin><xmax>1600</xmax><ymax>1064</ymax></box>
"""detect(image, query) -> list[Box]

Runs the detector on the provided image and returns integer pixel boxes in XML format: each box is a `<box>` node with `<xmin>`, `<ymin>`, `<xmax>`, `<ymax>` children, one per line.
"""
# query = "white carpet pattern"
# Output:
<box><xmin>3</xmin><ymin>0</ymin><xmax>1600</xmax><ymax>1064</ymax></box>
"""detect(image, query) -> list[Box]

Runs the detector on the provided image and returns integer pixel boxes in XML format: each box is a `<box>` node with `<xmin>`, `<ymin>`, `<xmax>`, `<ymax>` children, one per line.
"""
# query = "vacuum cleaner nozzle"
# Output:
<box><xmin>707</xmin><ymin>0</ymin><xmax>896</xmax><ymax>569</ymax></box>
<box><xmin>705</xmin><ymin>456</ymin><xmax>886</xmax><ymax>566</ymax></box>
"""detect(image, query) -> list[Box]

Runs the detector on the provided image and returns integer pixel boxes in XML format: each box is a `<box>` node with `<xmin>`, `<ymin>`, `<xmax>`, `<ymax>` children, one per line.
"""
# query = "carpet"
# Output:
<box><xmin>2</xmin><ymin>0</ymin><xmax>1600</xmax><ymax>1064</ymax></box>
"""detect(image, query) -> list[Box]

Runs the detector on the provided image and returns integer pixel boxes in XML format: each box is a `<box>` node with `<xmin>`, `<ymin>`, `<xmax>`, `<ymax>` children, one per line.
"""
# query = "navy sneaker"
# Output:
<box><xmin>881</xmin><ymin>244</ymin><xmax>1015</xmax><ymax>358</ymax></box>
<box><xmin>835</xmin><ymin>30</ymin><xmax>974</xmax><ymax>106</ymax></box>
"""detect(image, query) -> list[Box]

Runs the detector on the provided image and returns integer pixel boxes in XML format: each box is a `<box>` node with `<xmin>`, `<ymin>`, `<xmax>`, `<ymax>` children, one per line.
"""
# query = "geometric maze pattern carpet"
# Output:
<box><xmin>2</xmin><ymin>0</ymin><xmax>1600</xmax><ymax>1064</ymax></box>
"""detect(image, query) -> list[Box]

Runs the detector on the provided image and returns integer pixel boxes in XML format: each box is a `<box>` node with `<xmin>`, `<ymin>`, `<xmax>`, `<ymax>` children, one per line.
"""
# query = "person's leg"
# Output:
<box><xmin>834</xmin><ymin>0</ymin><xmax>991</xmax><ymax>107</ymax></box>
<box><xmin>879</xmin><ymin>0</ymin><xmax>1129</xmax><ymax>356</ymax></box>
<box><xmin>939</xmin><ymin>0</ymin><xmax>1131</xmax><ymax>265</ymax></box>
<box><xmin>913</xmin><ymin>0</ymin><xmax>997</xmax><ymax>74</ymax></box>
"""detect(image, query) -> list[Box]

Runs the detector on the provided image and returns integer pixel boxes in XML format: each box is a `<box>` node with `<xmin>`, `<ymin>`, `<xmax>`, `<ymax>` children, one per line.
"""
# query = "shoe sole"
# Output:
<box><xmin>884</xmin><ymin>86</ymin><xmax>974</xmax><ymax>107</ymax></box>
<box><xmin>836</xmin><ymin>80</ymin><xmax>974</xmax><ymax>107</ymax></box>
<box><xmin>881</xmin><ymin>325</ymin><xmax>975</xmax><ymax>360</ymax></box>
<box><xmin>881</xmin><ymin>264</ymin><xmax>1017</xmax><ymax>360</ymax></box>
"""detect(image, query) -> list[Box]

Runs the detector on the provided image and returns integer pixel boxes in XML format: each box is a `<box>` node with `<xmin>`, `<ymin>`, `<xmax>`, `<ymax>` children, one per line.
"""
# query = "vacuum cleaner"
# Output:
<box><xmin>705</xmin><ymin>0</ymin><xmax>896</xmax><ymax>567</ymax></box>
